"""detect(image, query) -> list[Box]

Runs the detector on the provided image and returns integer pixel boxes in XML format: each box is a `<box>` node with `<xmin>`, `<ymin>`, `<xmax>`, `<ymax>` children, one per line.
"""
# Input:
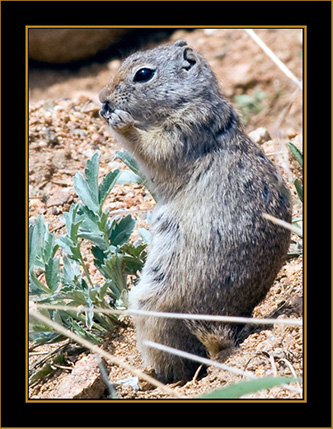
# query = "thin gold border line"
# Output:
<box><xmin>0</xmin><ymin>2</ymin><xmax>1</xmax><ymax>423</ymax></box>
<box><xmin>331</xmin><ymin>3</ymin><xmax>333</xmax><ymax>423</ymax></box>
<box><xmin>26</xmin><ymin>25</ymin><xmax>305</xmax><ymax>29</ymax></box>
<box><xmin>26</xmin><ymin>25</ymin><xmax>305</xmax><ymax>404</ymax></box>
<box><xmin>302</xmin><ymin>25</ymin><xmax>307</xmax><ymax>404</ymax></box>
<box><xmin>303</xmin><ymin>27</ymin><xmax>308</xmax><ymax>402</ymax></box>
<box><xmin>331</xmin><ymin>2</ymin><xmax>333</xmax><ymax>423</ymax></box>
<box><xmin>25</xmin><ymin>25</ymin><xmax>30</xmax><ymax>404</ymax></box>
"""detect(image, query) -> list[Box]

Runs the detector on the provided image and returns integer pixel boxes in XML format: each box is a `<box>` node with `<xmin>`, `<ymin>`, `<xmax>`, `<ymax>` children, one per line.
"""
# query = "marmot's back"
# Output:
<box><xmin>100</xmin><ymin>40</ymin><xmax>292</xmax><ymax>382</ymax></box>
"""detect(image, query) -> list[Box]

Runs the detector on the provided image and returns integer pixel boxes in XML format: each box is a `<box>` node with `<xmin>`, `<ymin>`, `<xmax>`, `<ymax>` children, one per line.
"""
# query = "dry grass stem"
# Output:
<box><xmin>272</xmin><ymin>86</ymin><xmax>302</xmax><ymax>136</ymax></box>
<box><xmin>263</xmin><ymin>213</ymin><xmax>303</xmax><ymax>237</ymax></box>
<box><xmin>144</xmin><ymin>341</ymin><xmax>302</xmax><ymax>395</ymax></box>
<box><xmin>269</xmin><ymin>352</ymin><xmax>278</xmax><ymax>377</ymax></box>
<box><xmin>35</xmin><ymin>303</ymin><xmax>303</xmax><ymax>327</ymax></box>
<box><xmin>109</xmin><ymin>208</ymin><xmax>151</xmax><ymax>217</ymax></box>
<box><xmin>29</xmin><ymin>308</ymin><xmax>180</xmax><ymax>397</ymax></box>
<box><xmin>278</xmin><ymin>357</ymin><xmax>302</xmax><ymax>392</ymax></box>
<box><xmin>245</xmin><ymin>29</ymin><xmax>302</xmax><ymax>89</ymax></box>
<box><xmin>144</xmin><ymin>340</ymin><xmax>257</xmax><ymax>379</ymax></box>
<box><xmin>94</xmin><ymin>354</ymin><xmax>118</xmax><ymax>398</ymax></box>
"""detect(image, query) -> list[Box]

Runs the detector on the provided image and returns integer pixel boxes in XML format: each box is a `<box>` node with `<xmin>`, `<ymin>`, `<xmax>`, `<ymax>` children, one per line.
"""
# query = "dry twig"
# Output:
<box><xmin>36</xmin><ymin>303</ymin><xmax>303</xmax><ymax>327</ymax></box>
<box><xmin>244</xmin><ymin>29</ymin><xmax>302</xmax><ymax>89</ymax></box>
<box><xmin>29</xmin><ymin>308</ymin><xmax>180</xmax><ymax>398</ymax></box>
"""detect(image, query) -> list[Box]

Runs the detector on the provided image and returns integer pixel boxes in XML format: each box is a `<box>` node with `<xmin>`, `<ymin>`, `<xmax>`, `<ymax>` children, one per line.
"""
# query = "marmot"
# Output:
<box><xmin>99</xmin><ymin>40</ymin><xmax>292</xmax><ymax>382</ymax></box>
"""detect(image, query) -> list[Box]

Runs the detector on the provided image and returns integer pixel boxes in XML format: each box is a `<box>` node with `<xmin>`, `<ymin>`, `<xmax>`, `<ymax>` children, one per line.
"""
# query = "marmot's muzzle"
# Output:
<box><xmin>100</xmin><ymin>101</ymin><xmax>113</xmax><ymax>120</ymax></box>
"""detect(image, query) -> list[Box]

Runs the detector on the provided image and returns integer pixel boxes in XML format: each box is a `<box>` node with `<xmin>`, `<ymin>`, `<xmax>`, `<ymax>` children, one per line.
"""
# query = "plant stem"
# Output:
<box><xmin>78</xmin><ymin>253</ymin><xmax>94</xmax><ymax>287</ymax></box>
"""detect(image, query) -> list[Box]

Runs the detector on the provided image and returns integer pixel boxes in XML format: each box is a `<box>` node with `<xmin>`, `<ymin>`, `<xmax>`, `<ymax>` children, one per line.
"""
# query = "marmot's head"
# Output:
<box><xmin>99</xmin><ymin>41</ymin><xmax>220</xmax><ymax>127</ymax></box>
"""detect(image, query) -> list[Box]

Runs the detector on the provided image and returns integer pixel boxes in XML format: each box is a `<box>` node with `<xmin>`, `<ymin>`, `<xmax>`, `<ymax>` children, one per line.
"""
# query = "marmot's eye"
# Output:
<box><xmin>133</xmin><ymin>68</ymin><xmax>155</xmax><ymax>83</ymax></box>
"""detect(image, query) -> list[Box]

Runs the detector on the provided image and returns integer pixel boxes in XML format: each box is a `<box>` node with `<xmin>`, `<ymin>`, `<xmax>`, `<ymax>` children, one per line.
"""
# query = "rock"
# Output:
<box><xmin>46</xmin><ymin>188</ymin><xmax>74</xmax><ymax>207</ymax></box>
<box><xmin>249</xmin><ymin>127</ymin><xmax>271</xmax><ymax>145</ymax></box>
<box><xmin>227</xmin><ymin>63</ymin><xmax>259</xmax><ymax>90</ymax></box>
<box><xmin>51</xmin><ymin>354</ymin><xmax>107</xmax><ymax>399</ymax></box>
<box><xmin>41</xmin><ymin>127</ymin><xmax>59</xmax><ymax>146</ymax></box>
<box><xmin>29</xmin><ymin>29</ymin><xmax>129</xmax><ymax>64</ymax></box>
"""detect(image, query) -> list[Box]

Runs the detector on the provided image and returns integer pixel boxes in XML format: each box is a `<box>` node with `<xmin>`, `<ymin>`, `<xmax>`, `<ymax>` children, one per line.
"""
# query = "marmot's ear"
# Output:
<box><xmin>174</xmin><ymin>40</ymin><xmax>187</xmax><ymax>47</ymax></box>
<box><xmin>181</xmin><ymin>47</ymin><xmax>197</xmax><ymax>71</ymax></box>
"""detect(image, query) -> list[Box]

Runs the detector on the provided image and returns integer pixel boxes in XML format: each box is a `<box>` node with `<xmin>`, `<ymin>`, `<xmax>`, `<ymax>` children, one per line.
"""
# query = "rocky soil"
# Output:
<box><xmin>29</xmin><ymin>28</ymin><xmax>303</xmax><ymax>400</ymax></box>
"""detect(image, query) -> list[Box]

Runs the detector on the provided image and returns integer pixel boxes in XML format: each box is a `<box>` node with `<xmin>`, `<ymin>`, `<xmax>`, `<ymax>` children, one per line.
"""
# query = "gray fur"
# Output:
<box><xmin>99</xmin><ymin>41</ymin><xmax>292</xmax><ymax>382</ymax></box>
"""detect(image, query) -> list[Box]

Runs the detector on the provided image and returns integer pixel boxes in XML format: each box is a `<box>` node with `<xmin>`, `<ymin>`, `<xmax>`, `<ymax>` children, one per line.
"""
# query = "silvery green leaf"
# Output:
<box><xmin>28</xmin><ymin>222</ymin><xmax>39</xmax><ymax>273</ymax></box>
<box><xmin>42</xmin><ymin>229</ymin><xmax>57</xmax><ymax>265</ymax></box>
<box><xmin>29</xmin><ymin>363</ymin><xmax>55</xmax><ymax>386</ymax></box>
<box><xmin>201</xmin><ymin>376</ymin><xmax>301</xmax><ymax>399</ymax></box>
<box><xmin>85</xmin><ymin>153</ymin><xmax>100</xmax><ymax>203</ymax></box>
<box><xmin>29</xmin><ymin>272</ymin><xmax>52</xmax><ymax>295</ymax></box>
<box><xmin>115</xmin><ymin>150</ymin><xmax>157</xmax><ymax>201</ymax></box>
<box><xmin>294</xmin><ymin>178</ymin><xmax>303</xmax><ymax>202</ymax></box>
<box><xmin>288</xmin><ymin>142</ymin><xmax>303</xmax><ymax>168</ymax></box>
<box><xmin>91</xmin><ymin>246</ymin><xmax>107</xmax><ymax>270</ymax></box>
<box><xmin>77</xmin><ymin>205</ymin><xmax>102</xmax><ymax>234</ymax></box>
<box><xmin>78</xmin><ymin>231</ymin><xmax>108</xmax><ymax>250</ymax></box>
<box><xmin>99</xmin><ymin>169</ymin><xmax>121</xmax><ymax>207</ymax></box>
<box><xmin>56</xmin><ymin>235</ymin><xmax>73</xmax><ymax>255</ymax></box>
<box><xmin>62</xmin><ymin>204</ymin><xmax>81</xmax><ymax>242</ymax></box>
<box><xmin>56</xmin><ymin>236</ymin><xmax>81</xmax><ymax>260</ymax></box>
<box><xmin>70</xmin><ymin>319</ymin><xmax>102</xmax><ymax>344</ymax></box>
<box><xmin>137</xmin><ymin>227</ymin><xmax>151</xmax><ymax>244</ymax></box>
<box><xmin>101</xmin><ymin>254</ymin><xmax>127</xmax><ymax>299</ymax></box>
<box><xmin>29</xmin><ymin>215</ymin><xmax>51</xmax><ymax>271</ymax></box>
<box><xmin>73</xmin><ymin>171</ymin><xmax>99</xmax><ymax>214</ymax></box>
<box><xmin>115</xmin><ymin>150</ymin><xmax>141</xmax><ymax>176</ymax></box>
<box><xmin>52</xmin><ymin>309</ymin><xmax>64</xmax><ymax>326</ymax></box>
<box><xmin>29</xmin><ymin>332</ymin><xmax>64</xmax><ymax>345</ymax></box>
<box><xmin>109</xmin><ymin>215</ymin><xmax>136</xmax><ymax>247</ymax></box>
<box><xmin>117</xmin><ymin>170</ymin><xmax>143</xmax><ymax>185</ymax></box>
<box><xmin>62</xmin><ymin>255</ymin><xmax>80</xmax><ymax>287</ymax></box>
<box><xmin>45</xmin><ymin>257</ymin><xmax>60</xmax><ymax>291</ymax></box>
<box><xmin>85</xmin><ymin>296</ymin><xmax>94</xmax><ymax>330</ymax></box>
<box><xmin>98</xmin><ymin>282</ymin><xmax>109</xmax><ymax>300</ymax></box>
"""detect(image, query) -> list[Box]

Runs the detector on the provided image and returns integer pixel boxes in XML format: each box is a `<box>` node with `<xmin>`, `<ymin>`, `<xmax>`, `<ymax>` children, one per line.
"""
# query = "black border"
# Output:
<box><xmin>1</xmin><ymin>1</ymin><xmax>331</xmax><ymax>427</ymax></box>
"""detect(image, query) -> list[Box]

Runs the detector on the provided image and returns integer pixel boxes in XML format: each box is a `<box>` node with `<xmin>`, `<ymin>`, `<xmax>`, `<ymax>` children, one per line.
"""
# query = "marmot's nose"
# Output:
<box><xmin>100</xmin><ymin>101</ymin><xmax>113</xmax><ymax>119</ymax></box>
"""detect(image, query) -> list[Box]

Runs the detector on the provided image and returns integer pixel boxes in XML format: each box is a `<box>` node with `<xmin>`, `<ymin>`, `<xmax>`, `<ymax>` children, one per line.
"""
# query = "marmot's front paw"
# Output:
<box><xmin>109</xmin><ymin>109</ymin><xmax>134</xmax><ymax>130</ymax></box>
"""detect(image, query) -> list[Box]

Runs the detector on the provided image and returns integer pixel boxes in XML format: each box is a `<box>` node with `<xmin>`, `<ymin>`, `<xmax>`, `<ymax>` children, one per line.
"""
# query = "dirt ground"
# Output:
<box><xmin>28</xmin><ymin>28</ymin><xmax>303</xmax><ymax>400</ymax></box>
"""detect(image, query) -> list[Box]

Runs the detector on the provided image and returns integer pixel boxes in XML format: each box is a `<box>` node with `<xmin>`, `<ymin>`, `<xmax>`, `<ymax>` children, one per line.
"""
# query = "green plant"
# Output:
<box><xmin>29</xmin><ymin>349</ymin><xmax>66</xmax><ymax>387</ymax></box>
<box><xmin>234</xmin><ymin>89</ymin><xmax>266</xmax><ymax>125</ymax></box>
<box><xmin>29</xmin><ymin>153</ymin><xmax>147</xmax><ymax>345</ymax></box>
<box><xmin>287</xmin><ymin>142</ymin><xmax>303</xmax><ymax>258</ymax></box>
<box><xmin>288</xmin><ymin>141</ymin><xmax>303</xmax><ymax>202</ymax></box>
<box><xmin>115</xmin><ymin>150</ymin><xmax>157</xmax><ymax>202</ymax></box>
<box><xmin>200</xmin><ymin>376</ymin><xmax>301</xmax><ymax>399</ymax></box>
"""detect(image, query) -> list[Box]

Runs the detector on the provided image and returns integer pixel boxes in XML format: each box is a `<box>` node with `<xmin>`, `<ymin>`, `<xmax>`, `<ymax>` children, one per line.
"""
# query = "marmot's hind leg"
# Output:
<box><xmin>134</xmin><ymin>316</ymin><xmax>208</xmax><ymax>383</ymax></box>
<box><xmin>187</xmin><ymin>320</ymin><xmax>237</xmax><ymax>362</ymax></box>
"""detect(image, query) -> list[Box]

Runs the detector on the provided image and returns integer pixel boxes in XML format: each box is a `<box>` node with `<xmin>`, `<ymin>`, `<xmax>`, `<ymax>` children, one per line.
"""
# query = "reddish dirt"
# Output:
<box><xmin>29</xmin><ymin>28</ymin><xmax>303</xmax><ymax>400</ymax></box>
